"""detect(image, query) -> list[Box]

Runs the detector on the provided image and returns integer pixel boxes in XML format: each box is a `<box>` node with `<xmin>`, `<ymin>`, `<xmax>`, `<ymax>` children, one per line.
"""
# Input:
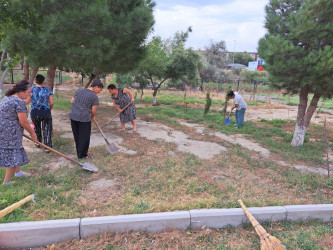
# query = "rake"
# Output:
<box><xmin>23</xmin><ymin>134</ymin><xmax>99</xmax><ymax>172</ymax></box>
<box><xmin>101</xmin><ymin>102</ymin><xmax>131</xmax><ymax>129</ymax></box>
<box><xmin>238</xmin><ymin>199</ymin><xmax>286</xmax><ymax>250</ymax></box>
<box><xmin>0</xmin><ymin>194</ymin><xmax>35</xmax><ymax>218</ymax></box>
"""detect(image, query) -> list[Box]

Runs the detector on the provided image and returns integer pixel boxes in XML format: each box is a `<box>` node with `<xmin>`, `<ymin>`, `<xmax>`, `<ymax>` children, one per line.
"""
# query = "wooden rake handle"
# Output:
<box><xmin>0</xmin><ymin>194</ymin><xmax>35</xmax><ymax>218</ymax></box>
<box><xmin>238</xmin><ymin>199</ymin><xmax>267</xmax><ymax>235</ymax></box>
<box><xmin>23</xmin><ymin>134</ymin><xmax>80</xmax><ymax>165</ymax></box>
<box><xmin>101</xmin><ymin>102</ymin><xmax>132</xmax><ymax>128</ymax></box>
<box><xmin>93</xmin><ymin>119</ymin><xmax>109</xmax><ymax>143</ymax></box>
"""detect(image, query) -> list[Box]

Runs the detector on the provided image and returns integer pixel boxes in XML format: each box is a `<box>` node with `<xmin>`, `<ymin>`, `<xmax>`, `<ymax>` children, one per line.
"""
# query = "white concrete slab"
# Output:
<box><xmin>285</xmin><ymin>204</ymin><xmax>333</xmax><ymax>222</ymax></box>
<box><xmin>0</xmin><ymin>218</ymin><xmax>80</xmax><ymax>248</ymax></box>
<box><xmin>80</xmin><ymin>211</ymin><xmax>191</xmax><ymax>238</ymax></box>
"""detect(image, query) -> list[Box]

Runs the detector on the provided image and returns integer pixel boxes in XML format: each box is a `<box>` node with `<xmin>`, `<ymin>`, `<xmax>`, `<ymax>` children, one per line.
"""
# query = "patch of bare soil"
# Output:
<box><xmin>61</xmin><ymin>131</ymin><xmax>137</xmax><ymax>155</ymax></box>
<box><xmin>179</xmin><ymin>120</ymin><xmax>270</xmax><ymax>157</ymax></box>
<box><xmin>76</xmin><ymin>177</ymin><xmax>124</xmax><ymax>217</ymax></box>
<box><xmin>245</xmin><ymin>106</ymin><xmax>333</xmax><ymax>125</ymax></box>
<box><xmin>134</xmin><ymin>119</ymin><xmax>227</xmax><ymax>159</ymax></box>
<box><xmin>178</xmin><ymin>119</ymin><xmax>331</xmax><ymax>176</ymax></box>
<box><xmin>52</xmin><ymin>110</ymin><xmax>72</xmax><ymax>132</ymax></box>
<box><xmin>246</xmin><ymin>106</ymin><xmax>298</xmax><ymax>121</ymax></box>
<box><xmin>48</xmin><ymin>156</ymin><xmax>76</xmax><ymax>172</ymax></box>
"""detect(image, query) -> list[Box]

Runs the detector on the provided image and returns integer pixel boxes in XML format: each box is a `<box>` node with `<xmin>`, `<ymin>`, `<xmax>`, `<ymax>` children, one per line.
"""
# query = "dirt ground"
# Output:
<box><xmin>29</xmin><ymin>103</ymin><xmax>330</xmax><ymax>177</ymax></box>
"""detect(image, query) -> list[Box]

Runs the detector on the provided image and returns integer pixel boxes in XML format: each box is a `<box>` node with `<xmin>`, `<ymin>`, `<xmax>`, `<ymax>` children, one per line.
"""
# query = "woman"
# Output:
<box><xmin>107</xmin><ymin>84</ymin><xmax>136</xmax><ymax>132</ymax></box>
<box><xmin>228</xmin><ymin>90</ymin><xmax>247</xmax><ymax>128</ymax></box>
<box><xmin>69</xmin><ymin>79</ymin><xmax>103</xmax><ymax>159</ymax></box>
<box><xmin>26</xmin><ymin>74</ymin><xmax>54</xmax><ymax>152</ymax></box>
<box><xmin>0</xmin><ymin>80</ymin><xmax>37</xmax><ymax>185</ymax></box>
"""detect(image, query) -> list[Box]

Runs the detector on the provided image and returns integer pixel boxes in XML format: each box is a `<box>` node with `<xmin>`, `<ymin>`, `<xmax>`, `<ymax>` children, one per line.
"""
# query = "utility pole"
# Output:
<box><xmin>232</xmin><ymin>40</ymin><xmax>236</xmax><ymax>65</ymax></box>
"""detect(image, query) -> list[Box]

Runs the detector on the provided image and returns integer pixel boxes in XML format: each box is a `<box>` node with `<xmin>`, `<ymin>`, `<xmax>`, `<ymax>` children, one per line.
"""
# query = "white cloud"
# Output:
<box><xmin>152</xmin><ymin>0</ymin><xmax>269</xmax><ymax>52</ymax></box>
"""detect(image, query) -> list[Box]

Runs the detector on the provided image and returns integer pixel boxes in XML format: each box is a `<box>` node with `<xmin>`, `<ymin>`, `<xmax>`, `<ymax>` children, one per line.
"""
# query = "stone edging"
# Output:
<box><xmin>0</xmin><ymin>204</ymin><xmax>332</xmax><ymax>248</ymax></box>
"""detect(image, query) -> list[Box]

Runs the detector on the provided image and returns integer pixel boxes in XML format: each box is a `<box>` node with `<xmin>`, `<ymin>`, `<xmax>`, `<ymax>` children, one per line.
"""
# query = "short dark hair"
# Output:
<box><xmin>91</xmin><ymin>79</ymin><xmax>104</xmax><ymax>88</ymax></box>
<box><xmin>35</xmin><ymin>74</ymin><xmax>45</xmax><ymax>84</ymax></box>
<box><xmin>5</xmin><ymin>80</ymin><xmax>30</xmax><ymax>96</ymax></box>
<box><xmin>227</xmin><ymin>91</ymin><xmax>235</xmax><ymax>97</ymax></box>
<box><xmin>107</xmin><ymin>84</ymin><xmax>117</xmax><ymax>90</ymax></box>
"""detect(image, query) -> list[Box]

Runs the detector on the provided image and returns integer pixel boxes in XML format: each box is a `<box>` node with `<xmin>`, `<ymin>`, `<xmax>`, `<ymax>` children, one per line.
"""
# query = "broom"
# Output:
<box><xmin>0</xmin><ymin>194</ymin><xmax>35</xmax><ymax>218</ymax></box>
<box><xmin>238</xmin><ymin>199</ymin><xmax>286</xmax><ymax>250</ymax></box>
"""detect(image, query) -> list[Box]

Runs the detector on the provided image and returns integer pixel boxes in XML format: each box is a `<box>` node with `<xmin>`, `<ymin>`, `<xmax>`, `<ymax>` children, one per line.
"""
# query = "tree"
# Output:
<box><xmin>199</xmin><ymin>40</ymin><xmax>228</xmax><ymax>91</ymax></box>
<box><xmin>2</xmin><ymin>0</ymin><xmax>155</xmax><ymax>90</ymax></box>
<box><xmin>258</xmin><ymin>0</ymin><xmax>333</xmax><ymax>146</ymax></box>
<box><xmin>233</xmin><ymin>52</ymin><xmax>254</xmax><ymax>66</ymax></box>
<box><xmin>136</xmin><ymin>28</ymin><xmax>201</xmax><ymax>105</ymax></box>
<box><xmin>116</xmin><ymin>73</ymin><xmax>135</xmax><ymax>88</ymax></box>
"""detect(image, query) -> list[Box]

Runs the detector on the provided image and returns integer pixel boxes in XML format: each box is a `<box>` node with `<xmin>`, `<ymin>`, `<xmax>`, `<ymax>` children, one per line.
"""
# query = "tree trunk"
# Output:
<box><xmin>23</xmin><ymin>59</ymin><xmax>29</xmax><ymax>81</ymax></box>
<box><xmin>46</xmin><ymin>66</ymin><xmax>57</xmax><ymax>90</ymax></box>
<box><xmin>140</xmin><ymin>88</ymin><xmax>144</xmax><ymax>100</ymax></box>
<box><xmin>0</xmin><ymin>50</ymin><xmax>6</xmax><ymax>70</ymax></box>
<box><xmin>152</xmin><ymin>88</ymin><xmax>158</xmax><ymax>105</ymax></box>
<box><xmin>29</xmin><ymin>67</ymin><xmax>39</xmax><ymax>84</ymax></box>
<box><xmin>84</xmin><ymin>71</ymin><xmax>101</xmax><ymax>88</ymax></box>
<box><xmin>0</xmin><ymin>52</ymin><xmax>11</xmax><ymax>97</ymax></box>
<box><xmin>291</xmin><ymin>86</ymin><xmax>321</xmax><ymax>147</ymax></box>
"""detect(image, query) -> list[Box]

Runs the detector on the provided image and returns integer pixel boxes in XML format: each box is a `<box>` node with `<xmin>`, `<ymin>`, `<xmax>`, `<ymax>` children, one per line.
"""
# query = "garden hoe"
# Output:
<box><xmin>93</xmin><ymin>119</ymin><xmax>118</xmax><ymax>155</ymax></box>
<box><xmin>23</xmin><ymin>134</ymin><xmax>99</xmax><ymax>172</ymax></box>
<box><xmin>101</xmin><ymin>102</ymin><xmax>131</xmax><ymax>129</ymax></box>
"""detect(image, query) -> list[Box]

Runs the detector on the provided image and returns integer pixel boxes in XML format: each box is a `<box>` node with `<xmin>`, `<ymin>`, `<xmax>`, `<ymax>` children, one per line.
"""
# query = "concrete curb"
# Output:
<box><xmin>0</xmin><ymin>218</ymin><xmax>80</xmax><ymax>248</ymax></box>
<box><xmin>0</xmin><ymin>204</ymin><xmax>332</xmax><ymax>248</ymax></box>
<box><xmin>81</xmin><ymin>211</ymin><xmax>191</xmax><ymax>238</ymax></box>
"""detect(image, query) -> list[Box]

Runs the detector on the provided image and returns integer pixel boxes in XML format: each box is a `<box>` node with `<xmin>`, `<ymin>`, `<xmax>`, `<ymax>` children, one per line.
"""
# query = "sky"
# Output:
<box><xmin>152</xmin><ymin>0</ymin><xmax>269</xmax><ymax>52</ymax></box>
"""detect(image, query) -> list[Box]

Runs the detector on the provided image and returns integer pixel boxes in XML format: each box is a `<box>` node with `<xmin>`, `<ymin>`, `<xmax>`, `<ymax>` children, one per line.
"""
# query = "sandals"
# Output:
<box><xmin>83</xmin><ymin>154</ymin><xmax>93</xmax><ymax>159</ymax></box>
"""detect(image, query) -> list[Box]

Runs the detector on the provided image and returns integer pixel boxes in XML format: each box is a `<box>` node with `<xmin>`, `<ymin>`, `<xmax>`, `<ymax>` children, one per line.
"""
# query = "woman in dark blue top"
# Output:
<box><xmin>26</xmin><ymin>74</ymin><xmax>54</xmax><ymax>152</ymax></box>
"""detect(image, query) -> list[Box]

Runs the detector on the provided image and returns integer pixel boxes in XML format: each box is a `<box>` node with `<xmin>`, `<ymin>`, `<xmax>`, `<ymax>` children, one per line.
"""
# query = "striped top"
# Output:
<box><xmin>68</xmin><ymin>88</ymin><xmax>99</xmax><ymax>122</ymax></box>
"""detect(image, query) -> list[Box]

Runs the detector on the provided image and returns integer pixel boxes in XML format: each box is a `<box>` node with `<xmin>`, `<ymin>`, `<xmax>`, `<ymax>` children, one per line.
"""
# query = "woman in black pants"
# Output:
<box><xmin>69</xmin><ymin>79</ymin><xmax>103</xmax><ymax>159</ymax></box>
<box><xmin>27</xmin><ymin>74</ymin><xmax>54</xmax><ymax>152</ymax></box>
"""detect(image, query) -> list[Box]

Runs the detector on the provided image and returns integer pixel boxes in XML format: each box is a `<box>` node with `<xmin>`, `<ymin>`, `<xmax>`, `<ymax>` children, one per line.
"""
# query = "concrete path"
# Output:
<box><xmin>135</xmin><ymin>120</ymin><xmax>227</xmax><ymax>159</ymax></box>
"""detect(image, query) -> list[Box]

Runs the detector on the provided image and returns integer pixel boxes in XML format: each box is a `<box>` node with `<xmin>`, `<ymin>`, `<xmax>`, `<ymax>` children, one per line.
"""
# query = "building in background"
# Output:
<box><xmin>248</xmin><ymin>55</ymin><xmax>265</xmax><ymax>71</ymax></box>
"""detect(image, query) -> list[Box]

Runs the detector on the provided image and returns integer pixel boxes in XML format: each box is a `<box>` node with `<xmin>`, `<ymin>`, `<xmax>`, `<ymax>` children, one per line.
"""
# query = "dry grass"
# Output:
<box><xmin>49</xmin><ymin>221</ymin><xmax>333</xmax><ymax>249</ymax></box>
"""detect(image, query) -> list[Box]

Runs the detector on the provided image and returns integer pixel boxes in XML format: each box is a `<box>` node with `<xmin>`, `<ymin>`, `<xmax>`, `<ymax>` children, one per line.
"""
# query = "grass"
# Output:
<box><xmin>135</xmin><ymin>89</ymin><xmax>267</xmax><ymax>107</ymax></box>
<box><xmin>55</xmin><ymin>220</ymin><xmax>333</xmax><ymax>249</ymax></box>
<box><xmin>137</xmin><ymin>105</ymin><xmax>326</xmax><ymax>165</ymax></box>
<box><xmin>53</xmin><ymin>96</ymin><xmax>72</xmax><ymax>110</ymax></box>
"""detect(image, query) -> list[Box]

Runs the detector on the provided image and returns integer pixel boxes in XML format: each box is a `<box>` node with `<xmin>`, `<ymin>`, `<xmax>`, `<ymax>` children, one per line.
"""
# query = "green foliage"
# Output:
<box><xmin>135</xmin><ymin>28</ymin><xmax>201</xmax><ymax>103</ymax></box>
<box><xmin>199</xmin><ymin>40</ymin><xmax>228</xmax><ymax>84</ymax></box>
<box><xmin>204</xmin><ymin>91</ymin><xmax>212</xmax><ymax>116</ymax></box>
<box><xmin>115</xmin><ymin>73</ymin><xmax>135</xmax><ymax>88</ymax></box>
<box><xmin>232</xmin><ymin>52</ymin><xmax>254</xmax><ymax>66</ymax></box>
<box><xmin>240</xmin><ymin>70</ymin><xmax>269</xmax><ymax>84</ymax></box>
<box><xmin>202</xmin><ymin>40</ymin><xmax>227</xmax><ymax>68</ymax></box>
<box><xmin>2</xmin><ymin>0</ymin><xmax>155</xmax><ymax>75</ymax></box>
<box><xmin>258</xmin><ymin>0</ymin><xmax>333</xmax><ymax>97</ymax></box>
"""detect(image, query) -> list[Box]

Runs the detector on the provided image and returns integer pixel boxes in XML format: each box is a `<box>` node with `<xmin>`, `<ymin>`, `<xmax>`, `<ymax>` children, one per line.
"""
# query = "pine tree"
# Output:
<box><xmin>258</xmin><ymin>0</ymin><xmax>333</xmax><ymax>146</ymax></box>
<box><xmin>2</xmin><ymin>0</ymin><xmax>155</xmax><ymax>89</ymax></box>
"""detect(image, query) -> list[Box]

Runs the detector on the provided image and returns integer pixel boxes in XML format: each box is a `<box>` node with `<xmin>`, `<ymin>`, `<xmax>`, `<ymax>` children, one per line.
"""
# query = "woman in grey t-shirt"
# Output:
<box><xmin>69</xmin><ymin>79</ymin><xmax>103</xmax><ymax>159</ymax></box>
